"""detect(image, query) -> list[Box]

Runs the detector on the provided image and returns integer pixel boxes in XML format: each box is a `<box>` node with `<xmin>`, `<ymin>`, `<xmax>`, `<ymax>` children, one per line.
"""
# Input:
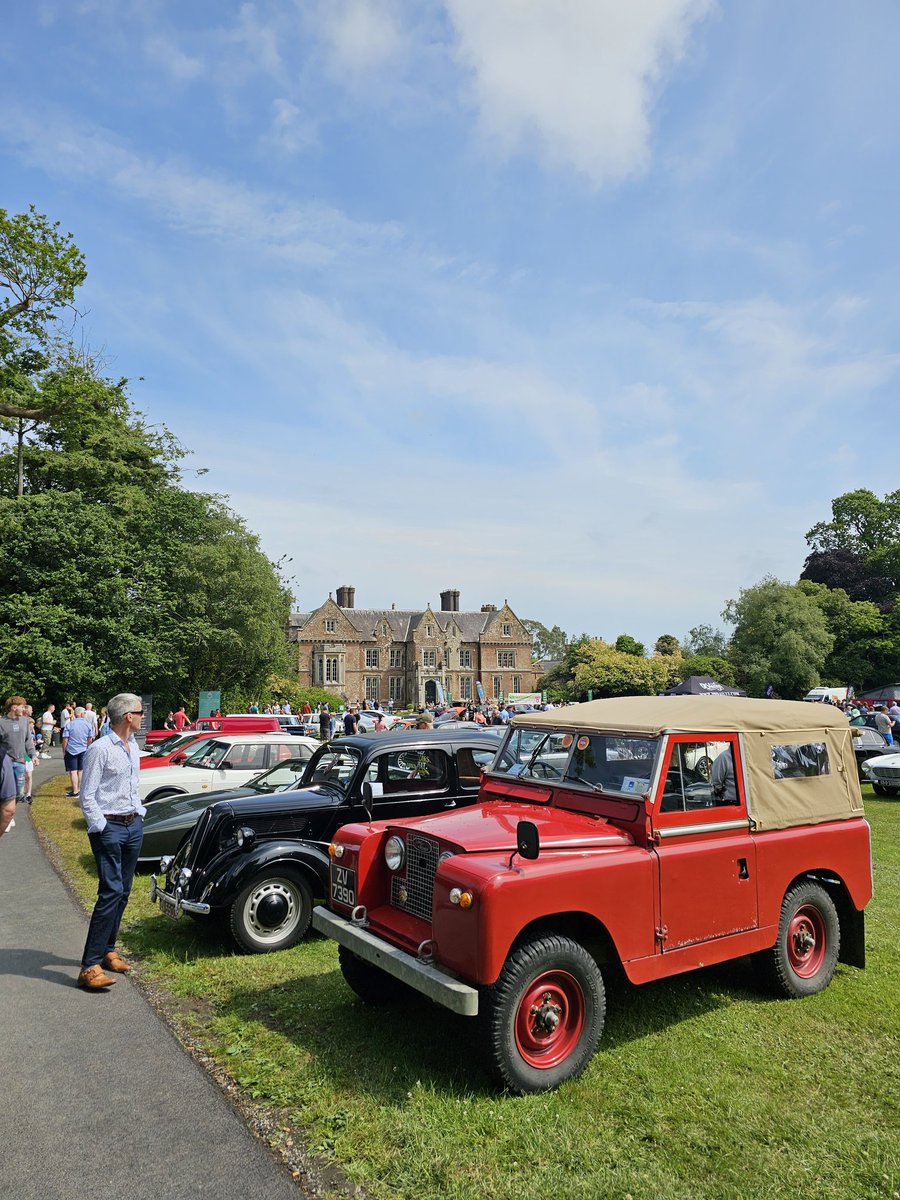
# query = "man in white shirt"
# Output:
<box><xmin>40</xmin><ymin>704</ymin><xmax>56</xmax><ymax>756</ymax></box>
<box><xmin>77</xmin><ymin>693</ymin><xmax>146</xmax><ymax>991</ymax></box>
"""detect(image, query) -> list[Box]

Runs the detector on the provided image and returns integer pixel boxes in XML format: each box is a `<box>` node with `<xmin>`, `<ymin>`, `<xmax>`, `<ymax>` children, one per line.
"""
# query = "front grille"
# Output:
<box><xmin>391</xmin><ymin>833</ymin><xmax>440</xmax><ymax>922</ymax></box>
<box><xmin>869</xmin><ymin>764</ymin><xmax>900</xmax><ymax>782</ymax></box>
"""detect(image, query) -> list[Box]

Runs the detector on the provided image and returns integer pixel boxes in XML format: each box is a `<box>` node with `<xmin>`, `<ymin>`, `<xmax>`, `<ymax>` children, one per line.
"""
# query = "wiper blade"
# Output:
<box><xmin>562</xmin><ymin>772</ymin><xmax>604</xmax><ymax>793</ymax></box>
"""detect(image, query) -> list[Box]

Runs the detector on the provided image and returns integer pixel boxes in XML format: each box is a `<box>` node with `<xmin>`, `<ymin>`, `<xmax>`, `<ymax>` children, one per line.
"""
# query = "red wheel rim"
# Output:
<box><xmin>514</xmin><ymin>970</ymin><xmax>585</xmax><ymax>1069</ymax></box>
<box><xmin>787</xmin><ymin>904</ymin><xmax>827</xmax><ymax>977</ymax></box>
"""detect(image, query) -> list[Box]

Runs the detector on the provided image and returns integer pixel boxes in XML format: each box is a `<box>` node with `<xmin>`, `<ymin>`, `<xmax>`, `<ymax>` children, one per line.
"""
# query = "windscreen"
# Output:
<box><xmin>302</xmin><ymin>745</ymin><xmax>362</xmax><ymax>790</ymax></box>
<box><xmin>494</xmin><ymin>728</ymin><xmax>659</xmax><ymax>794</ymax></box>
<box><xmin>179</xmin><ymin>736</ymin><xmax>217</xmax><ymax>764</ymax></box>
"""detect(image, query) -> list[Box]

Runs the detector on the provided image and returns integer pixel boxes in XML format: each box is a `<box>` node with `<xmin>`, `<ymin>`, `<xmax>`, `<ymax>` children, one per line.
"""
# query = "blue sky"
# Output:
<box><xmin>3</xmin><ymin>1</ymin><xmax>898</xmax><ymax>648</ymax></box>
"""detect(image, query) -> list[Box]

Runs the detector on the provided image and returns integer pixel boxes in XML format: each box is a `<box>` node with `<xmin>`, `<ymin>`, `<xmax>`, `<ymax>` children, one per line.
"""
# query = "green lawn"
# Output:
<box><xmin>35</xmin><ymin>779</ymin><xmax>899</xmax><ymax>1200</ymax></box>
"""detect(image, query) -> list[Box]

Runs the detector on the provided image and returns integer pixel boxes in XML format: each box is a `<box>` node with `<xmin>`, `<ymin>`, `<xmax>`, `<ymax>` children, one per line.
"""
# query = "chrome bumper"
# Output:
<box><xmin>312</xmin><ymin>906</ymin><xmax>479</xmax><ymax>1017</ymax></box>
<box><xmin>149</xmin><ymin>874</ymin><xmax>211</xmax><ymax>917</ymax></box>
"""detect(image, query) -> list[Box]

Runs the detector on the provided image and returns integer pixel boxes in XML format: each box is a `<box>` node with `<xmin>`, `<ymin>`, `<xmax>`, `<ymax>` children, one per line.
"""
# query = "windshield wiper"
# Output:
<box><xmin>562</xmin><ymin>772</ymin><xmax>604</xmax><ymax>793</ymax></box>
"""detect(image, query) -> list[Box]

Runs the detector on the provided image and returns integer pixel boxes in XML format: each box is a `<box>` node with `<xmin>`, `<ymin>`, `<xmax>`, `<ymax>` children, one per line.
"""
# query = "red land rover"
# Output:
<box><xmin>313</xmin><ymin>697</ymin><xmax>872</xmax><ymax>1093</ymax></box>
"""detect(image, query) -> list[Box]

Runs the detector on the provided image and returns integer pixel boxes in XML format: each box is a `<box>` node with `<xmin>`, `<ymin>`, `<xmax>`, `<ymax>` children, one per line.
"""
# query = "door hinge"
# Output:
<box><xmin>655</xmin><ymin>924</ymin><xmax>668</xmax><ymax>944</ymax></box>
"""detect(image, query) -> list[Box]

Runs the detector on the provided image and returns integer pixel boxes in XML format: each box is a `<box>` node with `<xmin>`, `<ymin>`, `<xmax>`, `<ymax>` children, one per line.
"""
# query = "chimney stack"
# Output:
<box><xmin>480</xmin><ymin>603</ymin><xmax>497</xmax><ymax>612</ymax></box>
<box><xmin>440</xmin><ymin>589</ymin><xmax>460</xmax><ymax>612</ymax></box>
<box><xmin>336</xmin><ymin>585</ymin><xmax>355</xmax><ymax>609</ymax></box>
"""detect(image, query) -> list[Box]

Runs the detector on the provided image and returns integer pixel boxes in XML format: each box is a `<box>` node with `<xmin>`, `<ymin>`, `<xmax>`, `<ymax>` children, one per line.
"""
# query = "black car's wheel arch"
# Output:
<box><xmin>205</xmin><ymin>842</ymin><xmax>329</xmax><ymax>909</ymax></box>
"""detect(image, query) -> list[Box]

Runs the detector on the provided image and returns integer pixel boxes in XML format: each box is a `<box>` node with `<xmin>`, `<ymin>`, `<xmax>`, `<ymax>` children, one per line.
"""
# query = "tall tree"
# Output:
<box><xmin>0</xmin><ymin>205</ymin><xmax>87</xmax><ymax>421</ymax></box>
<box><xmin>805</xmin><ymin>489</ymin><xmax>900</xmax><ymax>560</ymax></box>
<box><xmin>0</xmin><ymin>359</ymin><xmax>292</xmax><ymax>710</ymax></box>
<box><xmin>723</xmin><ymin>577</ymin><xmax>833</xmax><ymax>698</ymax></box>
<box><xmin>682</xmin><ymin>624</ymin><xmax>728</xmax><ymax>657</ymax></box>
<box><xmin>654</xmin><ymin>634</ymin><xmax>680</xmax><ymax>656</ymax></box>
<box><xmin>615</xmin><ymin>633</ymin><xmax>646</xmax><ymax>658</ymax></box>
<box><xmin>521</xmin><ymin>619</ymin><xmax>568</xmax><ymax>663</ymax></box>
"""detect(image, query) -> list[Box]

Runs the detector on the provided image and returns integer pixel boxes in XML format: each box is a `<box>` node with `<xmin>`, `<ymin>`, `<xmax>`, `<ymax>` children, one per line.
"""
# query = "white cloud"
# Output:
<box><xmin>315</xmin><ymin>0</ymin><xmax>407</xmax><ymax>75</ymax></box>
<box><xmin>144</xmin><ymin>34</ymin><xmax>204</xmax><ymax>81</ymax></box>
<box><xmin>262</xmin><ymin>98</ymin><xmax>318</xmax><ymax>156</ymax></box>
<box><xmin>445</xmin><ymin>0</ymin><xmax>713</xmax><ymax>187</ymax></box>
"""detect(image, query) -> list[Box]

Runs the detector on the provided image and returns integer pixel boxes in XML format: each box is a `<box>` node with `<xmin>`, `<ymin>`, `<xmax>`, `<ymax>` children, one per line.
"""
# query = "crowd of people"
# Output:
<box><xmin>0</xmin><ymin>695</ymin><xmax>116</xmax><ymax>837</ymax></box>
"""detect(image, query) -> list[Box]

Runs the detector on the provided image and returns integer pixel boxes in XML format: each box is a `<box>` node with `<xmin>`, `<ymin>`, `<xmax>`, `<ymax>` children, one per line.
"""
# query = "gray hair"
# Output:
<box><xmin>74</xmin><ymin>706</ymin><xmax>86</xmax><ymax>717</ymax></box>
<box><xmin>108</xmin><ymin>693</ymin><xmax>142</xmax><ymax>725</ymax></box>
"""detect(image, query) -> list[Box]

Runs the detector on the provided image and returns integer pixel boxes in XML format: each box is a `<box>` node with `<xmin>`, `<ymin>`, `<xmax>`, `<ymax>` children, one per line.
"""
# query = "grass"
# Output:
<box><xmin>35</xmin><ymin>778</ymin><xmax>900</xmax><ymax>1200</ymax></box>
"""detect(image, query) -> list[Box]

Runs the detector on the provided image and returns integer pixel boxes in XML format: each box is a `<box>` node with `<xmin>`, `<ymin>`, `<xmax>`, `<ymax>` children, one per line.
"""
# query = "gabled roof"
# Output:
<box><xmin>289</xmin><ymin>607</ymin><xmax>518</xmax><ymax>641</ymax></box>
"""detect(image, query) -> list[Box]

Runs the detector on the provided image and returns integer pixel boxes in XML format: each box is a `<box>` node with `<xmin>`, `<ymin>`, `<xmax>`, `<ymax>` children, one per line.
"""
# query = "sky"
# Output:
<box><xmin>2</xmin><ymin>1</ymin><xmax>898</xmax><ymax>649</ymax></box>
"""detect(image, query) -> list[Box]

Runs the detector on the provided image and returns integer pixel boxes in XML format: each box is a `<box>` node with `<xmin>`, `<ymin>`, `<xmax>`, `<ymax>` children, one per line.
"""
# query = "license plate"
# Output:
<box><xmin>158</xmin><ymin>891</ymin><xmax>181</xmax><ymax>920</ymax></box>
<box><xmin>330</xmin><ymin>864</ymin><xmax>356</xmax><ymax>908</ymax></box>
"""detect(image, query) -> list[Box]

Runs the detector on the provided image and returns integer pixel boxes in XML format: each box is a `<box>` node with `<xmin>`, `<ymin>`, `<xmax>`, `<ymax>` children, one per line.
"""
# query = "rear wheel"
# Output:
<box><xmin>338</xmin><ymin>946</ymin><xmax>412</xmax><ymax>1005</ymax></box>
<box><xmin>480</xmin><ymin>934</ymin><xmax>605</xmax><ymax>1094</ymax></box>
<box><xmin>754</xmin><ymin>881</ymin><xmax>839</xmax><ymax>998</ymax></box>
<box><xmin>229</xmin><ymin>871</ymin><xmax>312</xmax><ymax>953</ymax></box>
<box><xmin>146</xmin><ymin>788</ymin><xmax>184</xmax><ymax>804</ymax></box>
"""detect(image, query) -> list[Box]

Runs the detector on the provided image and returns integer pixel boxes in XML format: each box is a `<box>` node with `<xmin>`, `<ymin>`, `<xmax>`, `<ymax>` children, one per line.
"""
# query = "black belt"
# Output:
<box><xmin>105</xmin><ymin>812</ymin><xmax>141</xmax><ymax>825</ymax></box>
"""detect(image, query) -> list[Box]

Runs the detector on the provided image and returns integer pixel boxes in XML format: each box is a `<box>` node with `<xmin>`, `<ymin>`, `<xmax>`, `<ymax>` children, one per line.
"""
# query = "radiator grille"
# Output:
<box><xmin>868</xmin><ymin>763</ymin><xmax>900</xmax><ymax>783</ymax></box>
<box><xmin>391</xmin><ymin>833</ymin><xmax>440</xmax><ymax>922</ymax></box>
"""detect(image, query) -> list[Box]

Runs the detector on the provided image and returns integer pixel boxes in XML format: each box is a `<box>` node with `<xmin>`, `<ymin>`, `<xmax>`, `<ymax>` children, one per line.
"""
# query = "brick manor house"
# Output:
<box><xmin>288</xmin><ymin>586</ymin><xmax>539</xmax><ymax>709</ymax></box>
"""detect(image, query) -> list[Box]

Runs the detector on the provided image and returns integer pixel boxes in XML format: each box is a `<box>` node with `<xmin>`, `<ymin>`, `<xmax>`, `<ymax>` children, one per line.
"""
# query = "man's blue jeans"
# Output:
<box><xmin>82</xmin><ymin>817</ymin><xmax>143</xmax><ymax>969</ymax></box>
<box><xmin>11</xmin><ymin>761</ymin><xmax>25</xmax><ymax>800</ymax></box>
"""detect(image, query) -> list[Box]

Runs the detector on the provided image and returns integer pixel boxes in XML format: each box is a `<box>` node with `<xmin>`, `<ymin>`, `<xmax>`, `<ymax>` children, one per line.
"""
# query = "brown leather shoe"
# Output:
<box><xmin>78</xmin><ymin>965</ymin><xmax>116</xmax><ymax>990</ymax></box>
<box><xmin>102</xmin><ymin>951</ymin><xmax>131</xmax><ymax>974</ymax></box>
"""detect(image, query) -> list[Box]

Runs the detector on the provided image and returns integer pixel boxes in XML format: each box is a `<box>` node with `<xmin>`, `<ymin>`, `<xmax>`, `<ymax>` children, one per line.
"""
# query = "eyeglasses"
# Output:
<box><xmin>128</xmin><ymin>710</ymin><xmax>145</xmax><ymax>716</ymax></box>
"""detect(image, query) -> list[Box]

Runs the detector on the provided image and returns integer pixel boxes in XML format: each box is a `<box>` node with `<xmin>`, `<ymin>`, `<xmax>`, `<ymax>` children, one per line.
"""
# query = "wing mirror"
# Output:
<box><xmin>220</xmin><ymin>760</ymin><xmax>234</xmax><ymax>770</ymax></box>
<box><xmin>362</xmin><ymin>781</ymin><xmax>384</xmax><ymax>803</ymax></box>
<box><xmin>516</xmin><ymin>820</ymin><xmax>540</xmax><ymax>861</ymax></box>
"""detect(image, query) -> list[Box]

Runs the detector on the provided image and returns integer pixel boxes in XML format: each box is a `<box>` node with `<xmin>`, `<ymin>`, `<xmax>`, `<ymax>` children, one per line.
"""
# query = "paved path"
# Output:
<box><xmin>0</xmin><ymin>758</ymin><xmax>304</xmax><ymax>1200</ymax></box>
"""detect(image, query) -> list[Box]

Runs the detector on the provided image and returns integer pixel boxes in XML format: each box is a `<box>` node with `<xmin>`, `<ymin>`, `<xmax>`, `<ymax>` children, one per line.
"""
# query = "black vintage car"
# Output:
<box><xmin>149</xmin><ymin>729</ymin><xmax>501</xmax><ymax>953</ymax></box>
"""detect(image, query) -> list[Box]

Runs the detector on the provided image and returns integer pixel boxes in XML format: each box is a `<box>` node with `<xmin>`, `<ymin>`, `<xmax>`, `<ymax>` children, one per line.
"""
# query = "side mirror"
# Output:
<box><xmin>362</xmin><ymin>781</ymin><xmax>384</xmax><ymax>804</ymax></box>
<box><xmin>173</xmin><ymin>753</ymin><xmax>186</xmax><ymax>764</ymax></box>
<box><xmin>516</xmin><ymin>820</ymin><xmax>540</xmax><ymax>861</ymax></box>
<box><xmin>220</xmin><ymin>760</ymin><xmax>234</xmax><ymax>770</ymax></box>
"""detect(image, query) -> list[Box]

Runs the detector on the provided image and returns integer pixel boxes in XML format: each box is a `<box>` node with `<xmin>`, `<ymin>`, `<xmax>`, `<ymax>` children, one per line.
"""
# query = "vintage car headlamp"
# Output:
<box><xmin>384</xmin><ymin>835</ymin><xmax>406</xmax><ymax>871</ymax></box>
<box><xmin>862</xmin><ymin>761</ymin><xmax>874</xmax><ymax>777</ymax></box>
<box><xmin>159</xmin><ymin>855</ymin><xmax>174</xmax><ymax>874</ymax></box>
<box><xmin>438</xmin><ymin>850</ymin><xmax>454</xmax><ymax>866</ymax></box>
<box><xmin>329</xmin><ymin>842</ymin><xmax>345</xmax><ymax>859</ymax></box>
<box><xmin>235</xmin><ymin>826</ymin><xmax>256</xmax><ymax>849</ymax></box>
<box><xmin>449</xmin><ymin>887</ymin><xmax>474</xmax><ymax>909</ymax></box>
<box><xmin>178</xmin><ymin>867</ymin><xmax>193</xmax><ymax>887</ymax></box>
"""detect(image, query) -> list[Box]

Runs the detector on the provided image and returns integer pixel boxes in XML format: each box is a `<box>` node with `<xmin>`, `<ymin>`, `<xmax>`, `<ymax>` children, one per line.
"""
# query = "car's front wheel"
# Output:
<box><xmin>229</xmin><ymin>871</ymin><xmax>312</xmax><ymax>953</ymax></box>
<box><xmin>872</xmin><ymin>783</ymin><xmax>899</xmax><ymax>797</ymax></box>
<box><xmin>480</xmin><ymin>934</ymin><xmax>605</xmax><ymax>1094</ymax></box>
<box><xmin>754</xmin><ymin>881</ymin><xmax>839</xmax><ymax>998</ymax></box>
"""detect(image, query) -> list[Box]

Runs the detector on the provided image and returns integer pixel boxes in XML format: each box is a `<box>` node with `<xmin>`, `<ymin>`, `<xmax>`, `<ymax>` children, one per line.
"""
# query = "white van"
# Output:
<box><xmin>803</xmin><ymin>686</ymin><xmax>852</xmax><ymax>704</ymax></box>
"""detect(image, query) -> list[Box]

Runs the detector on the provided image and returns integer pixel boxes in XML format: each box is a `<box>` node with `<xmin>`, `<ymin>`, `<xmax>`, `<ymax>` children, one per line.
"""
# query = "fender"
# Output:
<box><xmin>201</xmin><ymin>839</ymin><xmax>331</xmax><ymax>908</ymax></box>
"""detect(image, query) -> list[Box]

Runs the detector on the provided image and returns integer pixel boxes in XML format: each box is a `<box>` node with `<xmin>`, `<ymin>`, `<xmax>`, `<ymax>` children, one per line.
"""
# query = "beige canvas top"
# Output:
<box><xmin>512</xmin><ymin>697</ymin><xmax>865</xmax><ymax>830</ymax></box>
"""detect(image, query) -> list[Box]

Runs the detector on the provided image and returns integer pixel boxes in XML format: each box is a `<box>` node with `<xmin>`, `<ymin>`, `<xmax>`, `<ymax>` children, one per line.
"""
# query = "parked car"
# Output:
<box><xmin>861</xmin><ymin>748</ymin><xmax>900</xmax><ymax>796</ymax></box>
<box><xmin>149</xmin><ymin>729</ymin><xmax>502</xmax><ymax>953</ymax></box>
<box><xmin>313</xmin><ymin>696</ymin><xmax>872</xmax><ymax>1093</ymax></box>
<box><xmin>138</xmin><ymin>757</ymin><xmax>312</xmax><ymax>866</ymax></box>
<box><xmin>140</xmin><ymin>732</ymin><xmax>217</xmax><ymax>769</ymax></box>
<box><xmin>138</xmin><ymin>733</ymin><xmax>318</xmax><ymax>803</ymax></box>
<box><xmin>849</xmin><ymin>726</ymin><xmax>892</xmax><ymax>779</ymax></box>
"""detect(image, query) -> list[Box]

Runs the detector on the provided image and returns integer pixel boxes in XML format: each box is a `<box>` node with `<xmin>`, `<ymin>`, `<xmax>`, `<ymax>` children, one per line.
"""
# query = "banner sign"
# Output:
<box><xmin>198</xmin><ymin>690</ymin><xmax>221</xmax><ymax>718</ymax></box>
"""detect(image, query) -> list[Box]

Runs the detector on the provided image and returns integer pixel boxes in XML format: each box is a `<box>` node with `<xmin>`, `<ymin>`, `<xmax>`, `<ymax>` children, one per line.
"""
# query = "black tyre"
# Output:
<box><xmin>480</xmin><ymin>934</ymin><xmax>605</xmax><ymax>1094</ymax></box>
<box><xmin>146</xmin><ymin>788</ymin><xmax>185</xmax><ymax>804</ymax></box>
<box><xmin>755</xmin><ymin>881</ymin><xmax>839</xmax><ymax>998</ymax></box>
<box><xmin>872</xmin><ymin>783</ymin><xmax>898</xmax><ymax>798</ymax></box>
<box><xmin>338</xmin><ymin>946</ymin><xmax>412</xmax><ymax>1005</ymax></box>
<box><xmin>694</xmin><ymin>755</ymin><xmax>713</xmax><ymax>780</ymax></box>
<box><xmin>228</xmin><ymin>871</ymin><xmax>312</xmax><ymax>953</ymax></box>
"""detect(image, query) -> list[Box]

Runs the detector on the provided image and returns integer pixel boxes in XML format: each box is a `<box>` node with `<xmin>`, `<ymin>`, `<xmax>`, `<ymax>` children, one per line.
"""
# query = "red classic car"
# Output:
<box><xmin>314</xmin><ymin>696</ymin><xmax>872</xmax><ymax>1093</ymax></box>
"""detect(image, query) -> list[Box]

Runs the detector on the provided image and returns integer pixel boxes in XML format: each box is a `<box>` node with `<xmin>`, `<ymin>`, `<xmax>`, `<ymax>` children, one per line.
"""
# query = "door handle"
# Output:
<box><xmin>737</xmin><ymin>857</ymin><xmax>749</xmax><ymax>880</ymax></box>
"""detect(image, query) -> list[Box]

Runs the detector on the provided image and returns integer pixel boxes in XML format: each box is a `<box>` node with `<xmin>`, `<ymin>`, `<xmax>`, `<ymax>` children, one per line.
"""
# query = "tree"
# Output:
<box><xmin>537</xmin><ymin>636</ymin><xmax>674</xmax><ymax>700</ymax></box>
<box><xmin>0</xmin><ymin>205</ymin><xmax>87</xmax><ymax>420</ymax></box>
<box><xmin>675</xmin><ymin>654</ymin><xmax>737</xmax><ymax>687</ymax></box>
<box><xmin>723</xmin><ymin>578</ymin><xmax>833</xmax><ymax>698</ymax></box>
<box><xmin>521</xmin><ymin>619</ymin><xmax>567</xmax><ymax>663</ymax></box>
<box><xmin>615</xmin><ymin>633</ymin><xmax>646</xmax><ymax>658</ymax></box>
<box><xmin>806</xmin><ymin>489</ymin><xmax>900</xmax><ymax>559</ymax></box>
<box><xmin>654</xmin><ymin>634</ymin><xmax>680</xmax><ymax>656</ymax></box>
<box><xmin>0</xmin><ymin>359</ymin><xmax>292</xmax><ymax>711</ymax></box>
<box><xmin>682</xmin><ymin>624</ymin><xmax>728</xmax><ymax>657</ymax></box>
<box><xmin>800</xmin><ymin>549</ymin><xmax>894</xmax><ymax>609</ymax></box>
<box><xmin>797</xmin><ymin>581</ymin><xmax>890</xmax><ymax>691</ymax></box>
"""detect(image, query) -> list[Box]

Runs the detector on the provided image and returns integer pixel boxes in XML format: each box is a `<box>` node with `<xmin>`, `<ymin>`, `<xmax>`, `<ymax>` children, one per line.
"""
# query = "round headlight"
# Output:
<box><xmin>384</xmin><ymin>835</ymin><xmax>406</xmax><ymax>871</ymax></box>
<box><xmin>438</xmin><ymin>850</ymin><xmax>454</xmax><ymax>866</ymax></box>
<box><xmin>236</xmin><ymin>826</ymin><xmax>256</xmax><ymax>848</ymax></box>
